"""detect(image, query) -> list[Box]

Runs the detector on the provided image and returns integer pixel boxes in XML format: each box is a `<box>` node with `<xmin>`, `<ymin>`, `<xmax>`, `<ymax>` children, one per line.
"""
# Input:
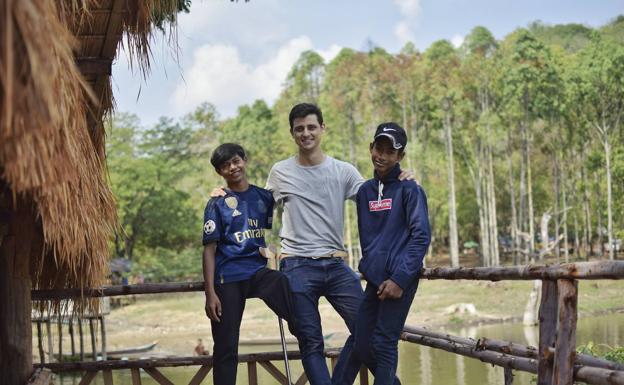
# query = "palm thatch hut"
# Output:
<box><xmin>0</xmin><ymin>1</ymin><xmax>186</xmax><ymax>383</ymax></box>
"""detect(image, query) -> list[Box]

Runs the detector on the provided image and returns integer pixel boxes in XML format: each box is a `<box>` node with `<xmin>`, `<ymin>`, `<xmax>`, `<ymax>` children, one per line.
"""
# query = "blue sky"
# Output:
<box><xmin>112</xmin><ymin>0</ymin><xmax>622</xmax><ymax>126</ymax></box>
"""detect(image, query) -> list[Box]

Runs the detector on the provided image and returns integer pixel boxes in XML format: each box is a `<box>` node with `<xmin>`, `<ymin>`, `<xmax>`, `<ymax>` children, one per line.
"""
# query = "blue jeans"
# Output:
<box><xmin>280</xmin><ymin>256</ymin><xmax>363</xmax><ymax>385</ymax></box>
<box><xmin>333</xmin><ymin>280</ymin><xmax>418</xmax><ymax>385</ymax></box>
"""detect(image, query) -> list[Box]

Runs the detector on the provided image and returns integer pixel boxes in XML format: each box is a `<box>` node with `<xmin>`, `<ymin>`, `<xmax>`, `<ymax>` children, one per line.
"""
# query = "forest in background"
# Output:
<box><xmin>105</xmin><ymin>17</ymin><xmax>624</xmax><ymax>281</ymax></box>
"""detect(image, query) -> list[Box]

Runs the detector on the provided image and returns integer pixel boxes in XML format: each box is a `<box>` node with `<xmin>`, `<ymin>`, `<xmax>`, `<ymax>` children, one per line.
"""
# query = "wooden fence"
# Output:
<box><xmin>31</xmin><ymin>261</ymin><xmax>624</xmax><ymax>385</ymax></box>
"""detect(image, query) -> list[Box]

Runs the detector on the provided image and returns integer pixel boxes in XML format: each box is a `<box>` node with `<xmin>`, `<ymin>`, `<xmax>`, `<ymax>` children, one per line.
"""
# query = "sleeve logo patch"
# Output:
<box><xmin>369</xmin><ymin>199</ymin><xmax>393</xmax><ymax>211</ymax></box>
<box><xmin>204</xmin><ymin>220</ymin><xmax>216</xmax><ymax>235</ymax></box>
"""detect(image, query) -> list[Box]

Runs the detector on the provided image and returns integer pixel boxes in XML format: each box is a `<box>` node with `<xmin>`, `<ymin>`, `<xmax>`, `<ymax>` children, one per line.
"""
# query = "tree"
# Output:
<box><xmin>425</xmin><ymin>40</ymin><xmax>461</xmax><ymax>267</ymax></box>
<box><xmin>570</xmin><ymin>32</ymin><xmax>624</xmax><ymax>260</ymax></box>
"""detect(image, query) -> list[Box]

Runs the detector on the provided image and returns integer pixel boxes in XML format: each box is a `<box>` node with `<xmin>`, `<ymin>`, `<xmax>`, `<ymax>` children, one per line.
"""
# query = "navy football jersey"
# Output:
<box><xmin>202</xmin><ymin>185</ymin><xmax>275</xmax><ymax>284</ymax></box>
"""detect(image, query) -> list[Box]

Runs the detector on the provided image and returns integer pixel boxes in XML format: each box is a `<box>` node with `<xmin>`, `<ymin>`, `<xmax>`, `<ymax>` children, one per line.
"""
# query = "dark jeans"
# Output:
<box><xmin>333</xmin><ymin>280</ymin><xmax>418</xmax><ymax>385</ymax></box>
<box><xmin>280</xmin><ymin>256</ymin><xmax>363</xmax><ymax>385</ymax></box>
<box><xmin>210</xmin><ymin>267</ymin><xmax>297</xmax><ymax>385</ymax></box>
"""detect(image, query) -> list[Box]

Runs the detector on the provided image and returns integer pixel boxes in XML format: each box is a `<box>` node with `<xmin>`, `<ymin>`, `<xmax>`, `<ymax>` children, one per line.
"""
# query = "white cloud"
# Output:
<box><xmin>451</xmin><ymin>34</ymin><xmax>465</xmax><ymax>48</ymax></box>
<box><xmin>171</xmin><ymin>36</ymin><xmax>340</xmax><ymax>118</ymax></box>
<box><xmin>394</xmin><ymin>21</ymin><xmax>415</xmax><ymax>45</ymax></box>
<box><xmin>394</xmin><ymin>0</ymin><xmax>421</xmax><ymax>19</ymax></box>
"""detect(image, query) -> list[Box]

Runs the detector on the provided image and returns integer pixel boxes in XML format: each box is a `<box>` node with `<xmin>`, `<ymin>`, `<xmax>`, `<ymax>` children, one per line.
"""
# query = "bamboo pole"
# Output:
<box><xmin>78</xmin><ymin>318</ymin><xmax>85</xmax><ymax>361</ymax></box>
<box><xmin>37</xmin><ymin>320</ymin><xmax>45</xmax><ymax>364</ymax></box>
<box><xmin>89</xmin><ymin>318</ymin><xmax>97</xmax><ymax>360</ymax></box>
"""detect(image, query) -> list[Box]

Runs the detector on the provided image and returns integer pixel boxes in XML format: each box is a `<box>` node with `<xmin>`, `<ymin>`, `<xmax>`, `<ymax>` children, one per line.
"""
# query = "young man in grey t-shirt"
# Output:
<box><xmin>266</xmin><ymin>103</ymin><xmax>363</xmax><ymax>385</ymax></box>
<box><xmin>267</xmin><ymin>104</ymin><xmax>407</xmax><ymax>385</ymax></box>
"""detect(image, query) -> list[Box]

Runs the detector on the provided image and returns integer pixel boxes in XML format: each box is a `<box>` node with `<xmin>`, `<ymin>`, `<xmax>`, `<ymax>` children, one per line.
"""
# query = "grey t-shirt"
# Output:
<box><xmin>265</xmin><ymin>155</ymin><xmax>364</xmax><ymax>257</ymax></box>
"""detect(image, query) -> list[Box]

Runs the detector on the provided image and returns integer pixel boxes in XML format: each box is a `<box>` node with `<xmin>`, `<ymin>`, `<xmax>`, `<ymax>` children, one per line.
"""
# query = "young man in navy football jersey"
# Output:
<box><xmin>202</xmin><ymin>143</ymin><xmax>297</xmax><ymax>385</ymax></box>
<box><xmin>333</xmin><ymin>123</ymin><xmax>431</xmax><ymax>385</ymax></box>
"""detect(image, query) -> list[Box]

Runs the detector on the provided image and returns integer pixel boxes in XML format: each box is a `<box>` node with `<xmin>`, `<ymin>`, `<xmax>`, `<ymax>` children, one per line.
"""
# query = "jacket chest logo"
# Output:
<box><xmin>369</xmin><ymin>198</ymin><xmax>392</xmax><ymax>212</ymax></box>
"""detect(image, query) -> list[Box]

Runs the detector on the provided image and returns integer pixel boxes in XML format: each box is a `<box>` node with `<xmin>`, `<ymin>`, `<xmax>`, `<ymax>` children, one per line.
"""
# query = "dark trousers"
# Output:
<box><xmin>211</xmin><ymin>267</ymin><xmax>297</xmax><ymax>385</ymax></box>
<box><xmin>333</xmin><ymin>280</ymin><xmax>418</xmax><ymax>385</ymax></box>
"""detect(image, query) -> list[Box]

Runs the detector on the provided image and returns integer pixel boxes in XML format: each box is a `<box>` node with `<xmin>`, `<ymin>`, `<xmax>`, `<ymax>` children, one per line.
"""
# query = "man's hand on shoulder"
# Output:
<box><xmin>377</xmin><ymin>279</ymin><xmax>404</xmax><ymax>300</ymax></box>
<box><xmin>210</xmin><ymin>186</ymin><xmax>227</xmax><ymax>198</ymax></box>
<box><xmin>398</xmin><ymin>170</ymin><xmax>418</xmax><ymax>184</ymax></box>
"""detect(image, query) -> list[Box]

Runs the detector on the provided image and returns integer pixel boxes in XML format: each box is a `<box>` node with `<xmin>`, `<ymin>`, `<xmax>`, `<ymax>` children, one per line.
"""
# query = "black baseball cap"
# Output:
<box><xmin>373</xmin><ymin>122</ymin><xmax>407</xmax><ymax>150</ymax></box>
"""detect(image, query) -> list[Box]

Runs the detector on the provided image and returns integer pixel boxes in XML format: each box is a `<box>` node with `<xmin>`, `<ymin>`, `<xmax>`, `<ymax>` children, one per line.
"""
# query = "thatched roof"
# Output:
<box><xmin>0</xmin><ymin>0</ymin><xmax>182</xmax><ymax>300</ymax></box>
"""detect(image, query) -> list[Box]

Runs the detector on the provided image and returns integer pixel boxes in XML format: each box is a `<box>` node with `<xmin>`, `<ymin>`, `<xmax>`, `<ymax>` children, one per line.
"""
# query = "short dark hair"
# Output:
<box><xmin>288</xmin><ymin>103</ymin><xmax>323</xmax><ymax>130</ymax></box>
<box><xmin>210</xmin><ymin>143</ymin><xmax>246</xmax><ymax>171</ymax></box>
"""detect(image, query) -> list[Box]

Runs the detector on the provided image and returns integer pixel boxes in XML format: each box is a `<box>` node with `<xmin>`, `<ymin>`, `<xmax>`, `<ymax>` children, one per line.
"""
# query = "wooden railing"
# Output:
<box><xmin>31</xmin><ymin>261</ymin><xmax>624</xmax><ymax>385</ymax></box>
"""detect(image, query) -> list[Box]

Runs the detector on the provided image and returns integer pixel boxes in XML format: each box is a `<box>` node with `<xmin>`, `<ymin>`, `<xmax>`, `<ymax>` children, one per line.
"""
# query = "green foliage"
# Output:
<box><xmin>578</xmin><ymin>342</ymin><xmax>624</xmax><ymax>364</ymax></box>
<box><xmin>107</xmin><ymin>16</ymin><xmax>624</xmax><ymax>280</ymax></box>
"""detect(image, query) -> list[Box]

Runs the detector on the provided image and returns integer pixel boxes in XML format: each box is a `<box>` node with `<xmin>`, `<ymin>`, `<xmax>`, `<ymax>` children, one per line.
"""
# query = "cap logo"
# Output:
<box><xmin>382</xmin><ymin>127</ymin><xmax>396</xmax><ymax>132</ymax></box>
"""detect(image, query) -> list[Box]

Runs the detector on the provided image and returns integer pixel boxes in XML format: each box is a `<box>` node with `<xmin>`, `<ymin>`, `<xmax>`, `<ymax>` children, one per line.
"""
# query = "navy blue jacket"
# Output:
<box><xmin>356</xmin><ymin>164</ymin><xmax>431</xmax><ymax>289</ymax></box>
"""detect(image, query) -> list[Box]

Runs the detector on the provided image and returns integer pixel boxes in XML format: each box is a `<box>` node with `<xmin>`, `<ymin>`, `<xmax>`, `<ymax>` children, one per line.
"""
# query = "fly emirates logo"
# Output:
<box><xmin>369</xmin><ymin>199</ymin><xmax>392</xmax><ymax>212</ymax></box>
<box><xmin>234</xmin><ymin>218</ymin><xmax>265</xmax><ymax>243</ymax></box>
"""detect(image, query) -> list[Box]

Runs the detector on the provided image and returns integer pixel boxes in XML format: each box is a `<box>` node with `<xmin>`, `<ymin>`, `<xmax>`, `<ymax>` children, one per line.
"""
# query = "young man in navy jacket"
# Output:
<box><xmin>333</xmin><ymin>123</ymin><xmax>431</xmax><ymax>385</ymax></box>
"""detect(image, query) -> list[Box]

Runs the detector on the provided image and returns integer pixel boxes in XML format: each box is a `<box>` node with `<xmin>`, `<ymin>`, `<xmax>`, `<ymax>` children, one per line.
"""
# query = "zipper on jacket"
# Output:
<box><xmin>377</xmin><ymin>180</ymin><xmax>384</xmax><ymax>203</ymax></box>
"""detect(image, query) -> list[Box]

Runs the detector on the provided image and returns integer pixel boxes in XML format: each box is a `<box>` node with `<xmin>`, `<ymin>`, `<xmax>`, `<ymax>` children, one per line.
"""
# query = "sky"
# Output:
<box><xmin>112</xmin><ymin>0</ymin><xmax>623</xmax><ymax>126</ymax></box>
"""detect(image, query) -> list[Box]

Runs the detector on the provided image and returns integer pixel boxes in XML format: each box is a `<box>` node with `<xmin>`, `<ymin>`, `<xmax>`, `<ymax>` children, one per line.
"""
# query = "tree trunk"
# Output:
<box><xmin>487</xmin><ymin>140</ymin><xmax>500</xmax><ymax>266</ymax></box>
<box><xmin>581</xmin><ymin>146</ymin><xmax>592</xmax><ymax>258</ymax></box>
<box><xmin>523</xmin><ymin>280</ymin><xmax>542</xmax><ymax>326</ymax></box>
<box><xmin>602</xmin><ymin>134</ymin><xmax>614</xmax><ymax>260</ymax></box>
<box><xmin>527</xmin><ymin>131</ymin><xmax>536</xmax><ymax>259</ymax></box>
<box><xmin>553</xmin><ymin>151</ymin><xmax>561</xmax><ymax>263</ymax></box>
<box><xmin>444</xmin><ymin>106</ymin><xmax>459</xmax><ymax>267</ymax></box>
<box><xmin>507</xmin><ymin>128</ymin><xmax>520</xmax><ymax>265</ymax></box>
<box><xmin>561</xmin><ymin>152</ymin><xmax>569</xmax><ymax>263</ymax></box>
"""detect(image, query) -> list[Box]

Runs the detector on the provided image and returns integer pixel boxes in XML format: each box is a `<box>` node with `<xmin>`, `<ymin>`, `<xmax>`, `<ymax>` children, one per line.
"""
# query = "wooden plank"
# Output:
<box><xmin>248</xmin><ymin>362</ymin><xmax>258</xmax><ymax>385</ymax></box>
<box><xmin>294</xmin><ymin>372</ymin><xmax>308</xmax><ymax>385</ymax></box>
<box><xmin>537</xmin><ymin>280</ymin><xmax>557</xmax><ymax>385</ymax></box>
<box><xmin>552</xmin><ymin>279</ymin><xmax>578</xmax><ymax>385</ymax></box>
<box><xmin>78</xmin><ymin>371</ymin><xmax>98</xmax><ymax>385</ymax></box>
<box><xmin>504</xmin><ymin>367</ymin><xmax>513</xmax><ymax>385</ymax></box>
<box><xmin>259</xmin><ymin>361</ymin><xmax>288</xmax><ymax>384</ymax></box>
<box><xmin>359</xmin><ymin>366</ymin><xmax>369</xmax><ymax>385</ymax></box>
<box><xmin>188</xmin><ymin>365</ymin><xmax>212</xmax><ymax>385</ymax></box>
<box><xmin>131</xmin><ymin>368</ymin><xmax>142</xmax><ymax>385</ymax></box>
<box><xmin>144</xmin><ymin>367</ymin><xmax>175</xmax><ymax>385</ymax></box>
<box><xmin>103</xmin><ymin>369</ymin><xmax>113</xmax><ymax>385</ymax></box>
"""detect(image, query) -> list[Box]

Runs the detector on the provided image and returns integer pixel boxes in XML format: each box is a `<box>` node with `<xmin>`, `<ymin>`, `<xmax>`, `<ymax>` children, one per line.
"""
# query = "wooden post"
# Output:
<box><xmin>69</xmin><ymin>318</ymin><xmax>76</xmax><ymax>357</ymax></box>
<box><xmin>58</xmin><ymin>318</ymin><xmax>63</xmax><ymax>362</ymax></box>
<box><xmin>89</xmin><ymin>318</ymin><xmax>97</xmax><ymax>360</ymax></box>
<box><xmin>36</xmin><ymin>320</ymin><xmax>45</xmax><ymax>364</ymax></box>
<box><xmin>0</xmin><ymin>195</ymin><xmax>40</xmax><ymax>385</ymax></box>
<box><xmin>78</xmin><ymin>318</ymin><xmax>85</xmax><ymax>360</ymax></box>
<box><xmin>552</xmin><ymin>279</ymin><xmax>578</xmax><ymax>385</ymax></box>
<box><xmin>504</xmin><ymin>367</ymin><xmax>513</xmax><ymax>385</ymax></box>
<box><xmin>537</xmin><ymin>280</ymin><xmax>557</xmax><ymax>385</ymax></box>
<box><xmin>100</xmin><ymin>316</ymin><xmax>107</xmax><ymax>360</ymax></box>
<box><xmin>248</xmin><ymin>362</ymin><xmax>258</xmax><ymax>385</ymax></box>
<box><xmin>46</xmin><ymin>318</ymin><xmax>53</xmax><ymax>363</ymax></box>
<box><xmin>359</xmin><ymin>366</ymin><xmax>369</xmax><ymax>385</ymax></box>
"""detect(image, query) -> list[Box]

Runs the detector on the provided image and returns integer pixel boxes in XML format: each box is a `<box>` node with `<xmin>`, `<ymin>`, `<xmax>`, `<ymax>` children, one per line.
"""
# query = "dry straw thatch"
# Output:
<box><xmin>1</xmin><ymin>0</ymin><xmax>182</xmax><ymax>311</ymax></box>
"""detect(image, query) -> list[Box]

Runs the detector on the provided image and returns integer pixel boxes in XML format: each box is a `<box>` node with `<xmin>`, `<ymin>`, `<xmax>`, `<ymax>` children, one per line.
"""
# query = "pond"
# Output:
<box><xmin>56</xmin><ymin>312</ymin><xmax>624</xmax><ymax>385</ymax></box>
